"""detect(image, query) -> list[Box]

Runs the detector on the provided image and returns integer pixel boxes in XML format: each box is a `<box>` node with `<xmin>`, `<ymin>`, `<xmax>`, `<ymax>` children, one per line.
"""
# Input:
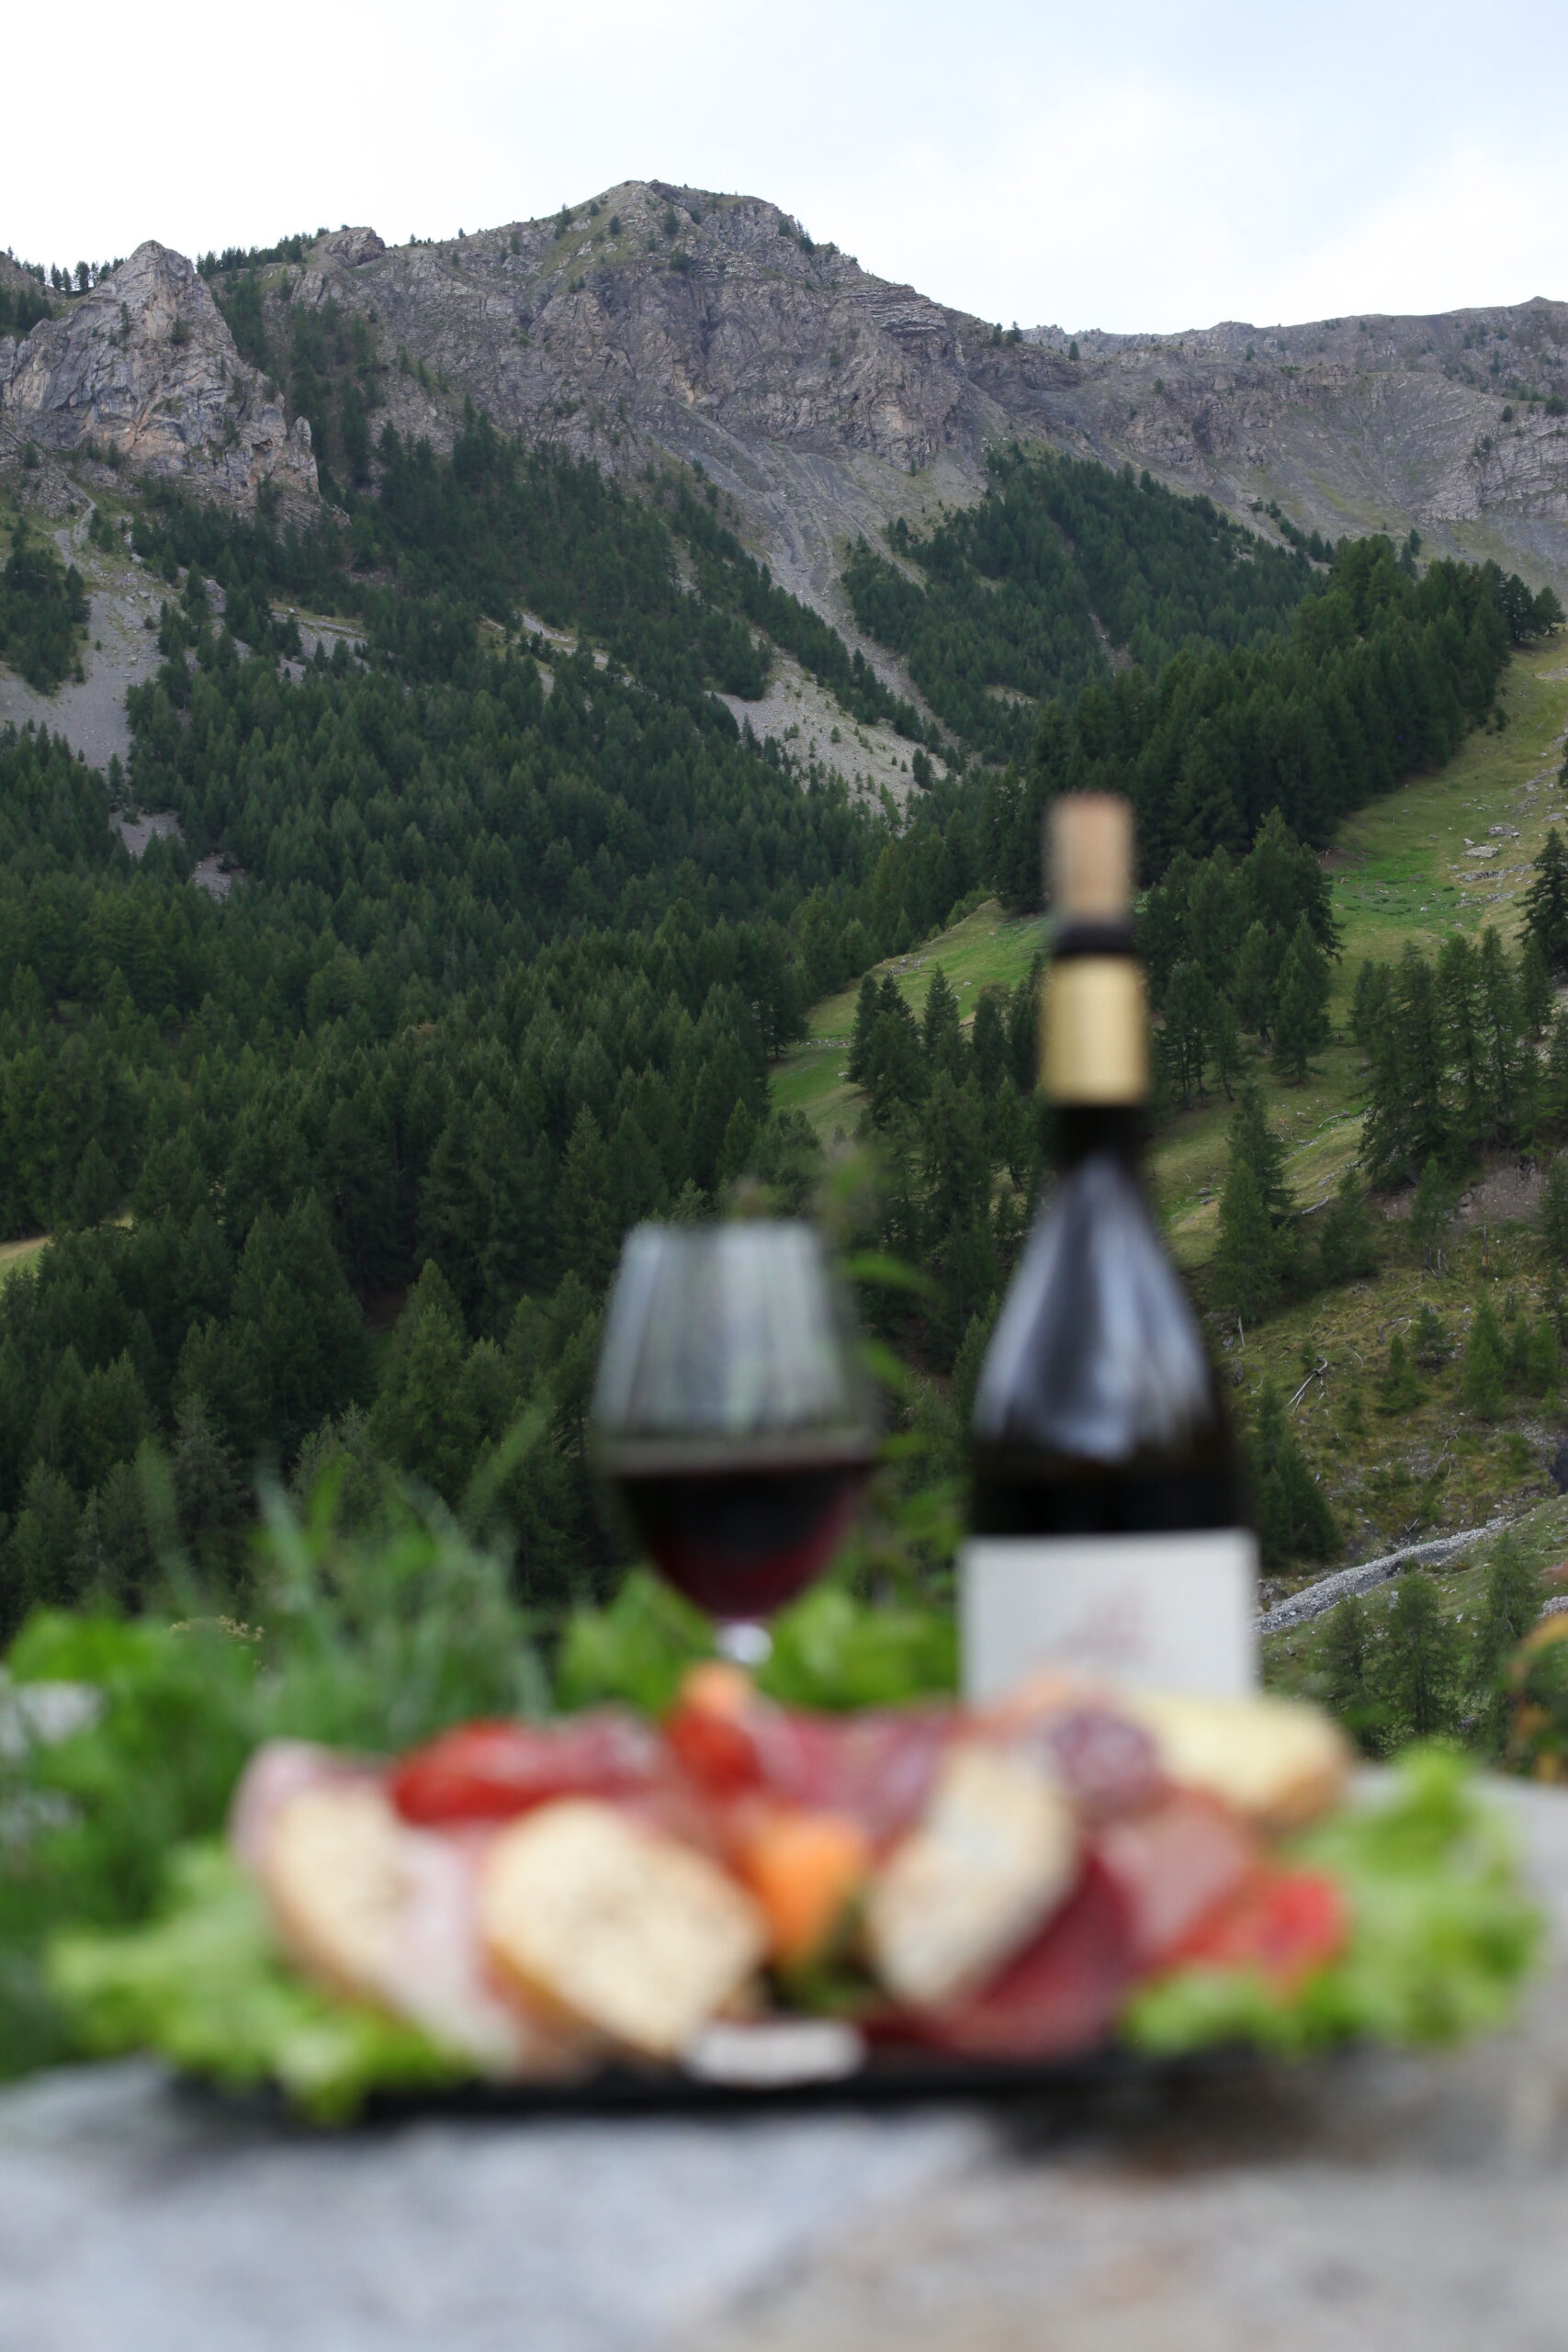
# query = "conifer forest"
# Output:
<box><xmin>3</xmin><ymin>406</ymin><xmax>1567</xmax><ymax>1770</ymax></box>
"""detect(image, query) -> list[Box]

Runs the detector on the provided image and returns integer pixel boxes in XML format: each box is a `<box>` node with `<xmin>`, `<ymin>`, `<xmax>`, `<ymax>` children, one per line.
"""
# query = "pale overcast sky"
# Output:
<box><xmin>8</xmin><ymin>0</ymin><xmax>1566</xmax><ymax>334</ymax></box>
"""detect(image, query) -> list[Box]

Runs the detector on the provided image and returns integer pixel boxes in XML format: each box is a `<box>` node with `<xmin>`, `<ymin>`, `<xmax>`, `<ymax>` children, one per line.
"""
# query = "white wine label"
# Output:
<box><xmin>961</xmin><ymin>1530</ymin><xmax>1258</xmax><ymax>1703</ymax></box>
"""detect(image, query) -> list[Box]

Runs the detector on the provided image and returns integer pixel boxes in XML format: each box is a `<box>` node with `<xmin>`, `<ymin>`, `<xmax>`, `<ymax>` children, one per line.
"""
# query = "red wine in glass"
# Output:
<box><xmin>592</xmin><ymin>1222</ymin><xmax>877</xmax><ymax>1659</ymax></box>
<box><xmin>616</xmin><ymin>1453</ymin><xmax>875</xmax><ymax>1621</ymax></box>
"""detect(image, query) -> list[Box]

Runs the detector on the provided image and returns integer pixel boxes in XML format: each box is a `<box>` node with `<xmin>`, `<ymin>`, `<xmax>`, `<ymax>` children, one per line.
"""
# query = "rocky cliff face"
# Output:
<box><xmin>9</xmin><ymin>188</ymin><xmax>1568</xmax><ymax>615</ymax></box>
<box><xmin>267</xmin><ymin>183</ymin><xmax>1568</xmax><ymax>608</ymax></box>
<box><xmin>0</xmin><ymin>242</ymin><xmax>316</xmax><ymax>513</ymax></box>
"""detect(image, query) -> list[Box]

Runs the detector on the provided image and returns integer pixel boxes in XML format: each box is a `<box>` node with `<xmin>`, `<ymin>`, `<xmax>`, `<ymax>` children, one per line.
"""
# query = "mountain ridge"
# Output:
<box><xmin>5</xmin><ymin>182</ymin><xmax>1568</xmax><ymax>628</ymax></box>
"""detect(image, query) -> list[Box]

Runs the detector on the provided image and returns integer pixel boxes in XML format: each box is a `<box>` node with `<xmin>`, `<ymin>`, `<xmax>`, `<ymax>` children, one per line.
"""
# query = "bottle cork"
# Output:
<box><xmin>1047</xmin><ymin>795</ymin><xmax>1134</xmax><ymax>922</ymax></box>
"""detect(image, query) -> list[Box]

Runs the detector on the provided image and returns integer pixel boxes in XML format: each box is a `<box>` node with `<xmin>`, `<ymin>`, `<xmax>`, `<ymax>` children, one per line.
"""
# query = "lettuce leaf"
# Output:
<box><xmin>1126</xmin><ymin>1747</ymin><xmax>1545</xmax><ymax>2058</ymax></box>
<box><xmin>49</xmin><ymin>1845</ymin><xmax>463</xmax><ymax>2124</ymax></box>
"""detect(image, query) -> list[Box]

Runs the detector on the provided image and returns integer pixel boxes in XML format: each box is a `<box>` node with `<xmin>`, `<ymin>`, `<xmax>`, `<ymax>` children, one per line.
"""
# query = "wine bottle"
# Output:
<box><xmin>962</xmin><ymin>794</ymin><xmax>1257</xmax><ymax>1702</ymax></box>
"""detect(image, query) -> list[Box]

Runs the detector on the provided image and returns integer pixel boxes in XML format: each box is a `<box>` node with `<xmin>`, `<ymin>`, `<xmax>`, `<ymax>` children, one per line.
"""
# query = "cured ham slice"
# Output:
<box><xmin>228</xmin><ymin>1739</ymin><xmax>375</xmax><ymax>1872</ymax></box>
<box><xmin>389</xmin><ymin>1713</ymin><xmax>662</xmax><ymax>1826</ymax></box>
<box><xmin>384</xmin><ymin>1826</ymin><xmax>591</xmax><ymax>2078</ymax></box>
<box><xmin>666</xmin><ymin>1674</ymin><xmax>952</xmax><ymax>1850</ymax></box>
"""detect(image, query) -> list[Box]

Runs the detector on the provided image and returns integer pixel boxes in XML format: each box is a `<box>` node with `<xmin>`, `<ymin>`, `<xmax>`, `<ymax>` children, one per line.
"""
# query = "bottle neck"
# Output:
<box><xmin>1039</xmin><ymin>934</ymin><xmax>1149</xmax><ymax>1145</ymax></box>
<box><xmin>1049</xmin><ymin>1102</ymin><xmax>1145</xmax><ymax>1173</ymax></box>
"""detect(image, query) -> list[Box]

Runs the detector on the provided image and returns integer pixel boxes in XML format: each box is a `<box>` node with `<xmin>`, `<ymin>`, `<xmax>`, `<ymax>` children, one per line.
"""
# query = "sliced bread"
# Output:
<box><xmin>478</xmin><ymin>1799</ymin><xmax>767</xmax><ymax>2060</ymax></box>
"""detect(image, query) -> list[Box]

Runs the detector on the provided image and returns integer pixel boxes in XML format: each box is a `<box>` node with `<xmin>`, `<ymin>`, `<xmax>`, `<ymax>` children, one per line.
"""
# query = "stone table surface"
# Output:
<box><xmin>5</xmin><ymin>1784</ymin><xmax>1568</xmax><ymax>2352</ymax></box>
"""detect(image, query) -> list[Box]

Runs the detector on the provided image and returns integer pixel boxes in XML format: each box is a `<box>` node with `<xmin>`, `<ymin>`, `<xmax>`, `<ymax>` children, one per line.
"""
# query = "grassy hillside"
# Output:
<box><xmin>773</xmin><ymin>899</ymin><xmax>1046</xmax><ymax>1136</ymax></box>
<box><xmin>1262</xmin><ymin>1485</ymin><xmax>1568</xmax><ymax>1697</ymax></box>
<box><xmin>773</xmin><ymin>632</ymin><xmax>1568</xmax><ymax>1568</ymax></box>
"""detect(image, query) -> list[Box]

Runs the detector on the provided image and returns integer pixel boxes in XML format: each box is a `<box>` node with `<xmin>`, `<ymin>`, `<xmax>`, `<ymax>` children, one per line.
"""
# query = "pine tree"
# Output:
<box><xmin>1545</xmin><ymin>1261</ymin><xmax>1568</xmax><ymax>1347</ymax></box>
<box><xmin>370</xmin><ymin>1262</ymin><xmax>488</xmax><ymax>1504</ymax></box>
<box><xmin>1507</xmin><ymin>1308</ymin><xmax>1533</xmax><ymax>1391</ymax></box>
<box><xmin>1470</xmin><ymin>1534</ymin><xmax>1545</xmax><ymax>1747</ymax></box>
<box><xmin>168</xmin><ymin>1396</ymin><xmax>249</xmax><ymax>1565</ymax></box>
<box><xmin>1213</xmin><ymin>1157</ymin><xmax>1280</xmax><ymax>1323</ymax></box>
<box><xmin>1461</xmin><ymin>1296</ymin><xmax>1506</xmax><ymax>1419</ymax></box>
<box><xmin>1349</xmin><ymin>957</ymin><xmax>1392</xmax><ymax>1053</ymax></box>
<box><xmin>1250</xmin><ymin>1380</ymin><xmax>1337</xmax><ymax>1567</ymax></box>
<box><xmin>1378</xmin><ymin>1330</ymin><xmax>1422</xmax><ymax>1413</ymax></box>
<box><xmin>1316</xmin><ymin>1170</ymin><xmax>1379</xmax><ymax>1286</ymax></box>
<box><xmin>1523</xmin><ymin>826</ymin><xmax>1568</xmax><ymax>972</ymax></box>
<box><xmin>66</xmin><ymin>1137</ymin><xmax>118</xmax><ymax>1229</ymax></box>
<box><xmin>1321</xmin><ymin>1592</ymin><xmax>1378</xmax><ymax>1743</ymax></box>
<box><xmin>1272</xmin><ymin>913</ymin><xmax>1331</xmax><ymax>1083</ymax></box>
<box><xmin>1363</xmin><ymin>946</ymin><xmax>1448</xmax><ymax>1185</ymax></box>
<box><xmin>1379</xmin><ymin>1569</ymin><xmax>1461</xmax><ymax>1740</ymax></box>
<box><xmin>555</xmin><ymin>1106</ymin><xmax>619</xmax><ymax>1289</ymax></box>
<box><xmin>1233</xmin><ymin>919</ymin><xmax>1278</xmax><ymax>1044</ymax></box>
<box><xmin>845</xmin><ymin>972</ymin><xmax>880</xmax><ymax>1086</ymax></box>
<box><xmin>1159</xmin><ymin>959</ymin><xmax>1212</xmax><ymax>1103</ymax></box>
<box><xmin>920</xmin><ymin>965</ymin><xmax>964</xmax><ymax>1079</ymax></box>
<box><xmin>970</xmin><ymin>990</ymin><xmax>1009</xmax><ymax>1097</ymax></box>
<box><xmin>1410</xmin><ymin>1157</ymin><xmax>1459</xmax><ymax>1272</ymax></box>
<box><xmin>1411</xmin><ymin>1301</ymin><xmax>1450</xmax><ymax>1368</ymax></box>
<box><xmin>1476</xmin><ymin>926</ymin><xmax>1532</xmax><ymax>1142</ymax></box>
<box><xmin>7</xmin><ymin>1464</ymin><xmax>82</xmax><ymax>1624</ymax></box>
<box><xmin>951</xmin><ymin>1299</ymin><xmax>998</xmax><ymax>1427</ymax></box>
<box><xmin>1207</xmin><ymin>988</ymin><xmax>1243</xmax><ymax>1099</ymax></box>
<box><xmin>1521</xmin><ymin>935</ymin><xmax>1554</xmax><ymax>1036</ymax></box>
<box><xmin>1213</xmin><ymin>1082</ymin><xmax>1297</xmax><ymax>1320</ymax></box>
<box><xmin>1527</xmin><ymin>1316</ymin><xmax>1561</xmax><ymax>1398</ymax></box>
<box><xmin>1544</xmin><ymin>1010</ymin><xmax>1568</xmax><ymax>1134</ymax></box>
<box><xmin>1540</xmin><ymin>1155</ymin><xmax>1568</xmax><ymax>1272</ymax></box>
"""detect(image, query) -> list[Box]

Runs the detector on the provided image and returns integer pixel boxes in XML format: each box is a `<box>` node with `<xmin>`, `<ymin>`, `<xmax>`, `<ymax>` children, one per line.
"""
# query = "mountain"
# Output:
<box><xmin>6</xmin><ymin>183</ymin><xmax>1568</xmax><ymax>623</ymax></box>
<box><xmin>0</xmin><ymin>242</ymin><xmax>315</xmax><ymax>513</ymax></box>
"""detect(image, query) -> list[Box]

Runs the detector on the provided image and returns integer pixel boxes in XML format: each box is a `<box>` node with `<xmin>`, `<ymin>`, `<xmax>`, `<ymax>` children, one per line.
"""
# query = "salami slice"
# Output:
<box><xmin>1092</xmin><ymin>1790</ymin><xmax>1258</xmax><ymax>1971</ymax></box>
<box><xmin>907</xmin><ymin>1854</ymin><xmax>1134</xmax><ymax>2059</ymax></box>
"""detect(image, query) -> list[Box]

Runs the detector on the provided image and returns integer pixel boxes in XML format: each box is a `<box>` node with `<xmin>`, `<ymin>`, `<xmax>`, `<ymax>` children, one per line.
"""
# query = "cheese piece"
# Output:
<box><xmin>865</xmin><ymin>1742</ymin><xmax>1078</xmax><ymax>2011</ymax></box>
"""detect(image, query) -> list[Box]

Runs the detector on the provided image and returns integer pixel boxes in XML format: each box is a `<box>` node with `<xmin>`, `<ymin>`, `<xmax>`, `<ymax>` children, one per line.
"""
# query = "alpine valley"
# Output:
<box><xmin>3</xmin><ymin>182</ymin><xmax>1568</xmax><ymax>1779</ymax></box>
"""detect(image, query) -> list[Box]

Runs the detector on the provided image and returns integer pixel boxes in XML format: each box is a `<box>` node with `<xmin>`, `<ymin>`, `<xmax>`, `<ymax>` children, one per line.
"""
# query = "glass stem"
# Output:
<box><xmin>716</xmin><ymin>1620</ymin><xmax>772</xmax><ymax>1669</ymax></box>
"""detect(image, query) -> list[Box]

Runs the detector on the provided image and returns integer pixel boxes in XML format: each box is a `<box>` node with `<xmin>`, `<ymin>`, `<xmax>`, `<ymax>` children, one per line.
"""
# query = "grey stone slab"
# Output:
<box><xmin>0</xmin><ymin>2063</ymin><xmax>992</xmax><ymax>2352</ymax></box>
<box><xmin>5</xmin><ymin>1781</ymin><xmax>1568</xmax><ymax>2352</ymax></box>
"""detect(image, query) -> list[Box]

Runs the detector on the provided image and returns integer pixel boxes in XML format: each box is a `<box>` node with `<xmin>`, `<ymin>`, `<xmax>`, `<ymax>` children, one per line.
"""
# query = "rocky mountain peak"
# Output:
<box><xmin>0</xmin><ymin>240</ymin><xmax>316</xmax><ymax>513</ymax></box>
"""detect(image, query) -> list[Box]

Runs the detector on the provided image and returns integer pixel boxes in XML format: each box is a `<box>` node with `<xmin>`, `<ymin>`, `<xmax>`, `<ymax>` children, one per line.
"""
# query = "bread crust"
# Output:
<box><xmin>1120</xmin><ymin>1690</ymin><xmax>1350</xmax><ymax>1832</ymax></box>
<box><xmin>260</xmin><ymin>1781</ymin><xmax>410</xmax><ymax>2007</ymax></box>
<box><xmin>257</xmin><ymin>1780</ymin><xmax>585</xmax><ymax>2077</ymax></box>
<box><xmin>478</xmin><ymin>1799</ymin><xmax>767</xmax><ymax>2060</ymax></box>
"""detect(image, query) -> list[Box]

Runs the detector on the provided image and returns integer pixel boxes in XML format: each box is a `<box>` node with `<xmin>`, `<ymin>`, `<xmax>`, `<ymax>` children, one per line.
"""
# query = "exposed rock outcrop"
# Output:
<box><xmin>8</xmin><ymin>189</ymin><xmax>1568</xmax><ymax>622</ymax></box>
<box><xmin>266</xmin><ymin>184</ymin><xmax>1568</xmax><ymax>609</ymax></box>
<box><xmin>0</xmin><ymin>242</ymin><xmax>316</xmax><ymax>513</ymax></box>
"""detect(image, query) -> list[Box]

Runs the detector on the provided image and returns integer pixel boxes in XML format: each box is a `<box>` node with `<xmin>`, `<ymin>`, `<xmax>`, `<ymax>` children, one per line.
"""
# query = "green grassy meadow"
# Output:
<box><xmin>772</xmin><ymin>898</ymin><xmax>1048</xmax><ymax>1137</ymax></box>
<box><xmin>0</xmin><ymin>1236</ymin><xmax>49</xmax><ymax>1288</ymax></box>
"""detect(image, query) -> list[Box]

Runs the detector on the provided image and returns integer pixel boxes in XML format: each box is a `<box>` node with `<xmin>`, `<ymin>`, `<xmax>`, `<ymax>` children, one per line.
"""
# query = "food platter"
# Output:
<box><xmin>52</xmin><ymin>1669</ymin><xmax>1542</xmax><ymax>2126</ymax></box>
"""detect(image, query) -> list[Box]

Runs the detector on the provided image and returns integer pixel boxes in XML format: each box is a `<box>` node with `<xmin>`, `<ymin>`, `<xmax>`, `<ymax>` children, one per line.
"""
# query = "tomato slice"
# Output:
<box><xmin>389</xmin><ymin>1715</ymin><xmax>660</xmax><ymax>1825</ymax></box>
<box><xmin>907</xmin><ymin>1854</ymin><xmax>1134</xmax><ymax>2060</ymax></box>
<box><xmin>1173</xmin><ymin>1866</ymin><xmax>1348</xmax><ymax>1994</ymax></box>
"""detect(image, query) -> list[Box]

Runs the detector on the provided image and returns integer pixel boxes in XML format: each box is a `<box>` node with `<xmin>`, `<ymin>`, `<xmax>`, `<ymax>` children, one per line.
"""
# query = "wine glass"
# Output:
<box><xmin>592</xmin><ymin>1220</ymin><xmax>878</xmax><ymax>1663</ymax></box>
